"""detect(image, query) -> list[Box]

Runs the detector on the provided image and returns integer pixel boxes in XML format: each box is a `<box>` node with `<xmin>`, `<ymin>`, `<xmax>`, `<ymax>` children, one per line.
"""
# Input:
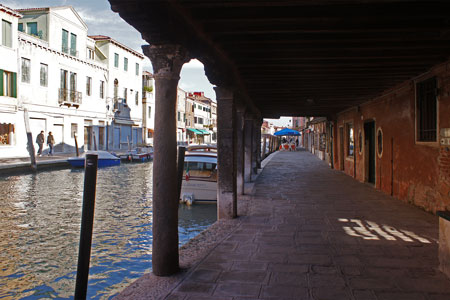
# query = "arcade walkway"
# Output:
<box><xmin>169</xmin><ymin>150</ymin><xmax>450</xmax><ymax>299</ymax></box>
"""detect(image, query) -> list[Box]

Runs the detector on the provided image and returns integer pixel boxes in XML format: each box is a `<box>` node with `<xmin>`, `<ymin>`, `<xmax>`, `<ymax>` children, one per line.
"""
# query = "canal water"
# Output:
<box><xmin>0</xmin><ymin>162</ymin><xmax>217</xmax><ymax>299</ymax></box>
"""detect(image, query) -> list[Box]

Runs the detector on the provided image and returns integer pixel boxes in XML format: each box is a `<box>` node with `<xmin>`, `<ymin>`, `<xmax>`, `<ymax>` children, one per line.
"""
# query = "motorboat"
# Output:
<box><xmin>119</xmin><ymin>146</ymin><xmax>154</xmax><ymax>162</ymax></box>
<box><xmin>67</xmin><ymin>151</ymin><xmax>120</xmax><ymax>168</ymax></box>
<box><xmin>180</xmin><ymin>145</ymin><xmax>217</xmax><ymax>205</ymax></box>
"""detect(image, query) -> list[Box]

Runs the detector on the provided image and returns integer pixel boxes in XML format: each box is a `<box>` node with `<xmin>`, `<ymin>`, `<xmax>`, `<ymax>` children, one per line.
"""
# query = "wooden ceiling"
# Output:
<box><xmin>109</xmin><ymin>0</ymin><xmax>450</xmax><ymax>118</ymax></box>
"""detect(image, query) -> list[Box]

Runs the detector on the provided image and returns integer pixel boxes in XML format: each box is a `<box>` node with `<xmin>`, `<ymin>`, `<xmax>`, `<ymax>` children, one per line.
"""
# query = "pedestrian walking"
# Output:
<box><xmin>36</xmin><ymin>130</ymin><xmax>44</xmax><ymax>156</ymax></box>
<box><xmin>47</xmin><ymin>131</ymin><xmax>55</xmax><ymax>156</ymax></box>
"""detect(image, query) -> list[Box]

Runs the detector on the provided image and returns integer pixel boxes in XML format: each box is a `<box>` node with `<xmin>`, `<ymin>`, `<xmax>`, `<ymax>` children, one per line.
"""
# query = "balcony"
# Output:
<box><xmin>58</xmin><ymin>88</ymin><xmax>82</xmax><ymax>108</ymax></box>
<box><xmin>61</xmin><ymin>46</ymin><xmax>79</xmax><ymax>58</ymax></box>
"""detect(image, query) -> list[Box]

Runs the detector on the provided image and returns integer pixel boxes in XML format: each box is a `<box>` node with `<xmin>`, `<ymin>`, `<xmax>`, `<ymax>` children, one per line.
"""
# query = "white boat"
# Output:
<box><xmin>180</xmin><ymin>145</ymin><xmax>217</xmax><ymax>205</ymax></box>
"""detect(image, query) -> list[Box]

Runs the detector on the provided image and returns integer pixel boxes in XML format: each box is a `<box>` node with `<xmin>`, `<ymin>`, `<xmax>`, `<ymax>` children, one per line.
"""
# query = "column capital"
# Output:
<box><xmin>214</xmin><ymin>86</ymin><xmax>233</xmax><ymax>101</ymax></box>
<box><xmin>142</xmin><ymin>44</ymin><xmax>190</xmax><ymax>80</ymax></box>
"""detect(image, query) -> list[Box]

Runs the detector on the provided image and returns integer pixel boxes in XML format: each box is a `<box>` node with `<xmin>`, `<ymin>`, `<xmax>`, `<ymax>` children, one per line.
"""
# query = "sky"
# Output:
<box><xmin>3</xmin><ymin>0</ymin><xmax>291</xmax><ymax>126</ymax></box>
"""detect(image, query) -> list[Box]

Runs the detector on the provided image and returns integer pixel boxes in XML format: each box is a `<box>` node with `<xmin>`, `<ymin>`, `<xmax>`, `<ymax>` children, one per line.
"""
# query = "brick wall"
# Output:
<box><xmin>333</xmin><ymin>61</ymin><xmax>450</xmax><ymax>213</ymax></box>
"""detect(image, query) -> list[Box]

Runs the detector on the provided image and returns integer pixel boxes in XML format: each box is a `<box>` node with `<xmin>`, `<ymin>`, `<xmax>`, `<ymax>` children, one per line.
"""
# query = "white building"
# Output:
<box><xmin>0</xmin><ymin>5</ymin><xmax>21</xmax><ymax>157</ymax></box>
<box><xmin>16</xmin><ymin>7</ymin><xmax>109</xmax><ymax>154</ymax></box>
<box><xmin>177</xmin><ymin>87</ymin><xmax>187</xmax><ymax>145</ymax></box>
<box><xmin>90</xmin><ymin>35</ymin><xmax>144</xmax><ymax>149</ymax></box>
<box><xmin>0</xmin><ymin>5</ymin><xmax>146</xmax><ymax>159</ymax></box>
<box><xmin>187</xmin><ymin>92</ymin><xmax>213</xmax><ymax>144</ymax></box>
<box><xmin>142</xmin><ymin>71</ymin><xmax>155</xmax><ymax>145</ymax></box>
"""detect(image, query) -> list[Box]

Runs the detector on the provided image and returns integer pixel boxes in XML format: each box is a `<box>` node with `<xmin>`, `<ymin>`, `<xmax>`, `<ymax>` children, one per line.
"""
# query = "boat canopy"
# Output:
<box><xmin>184</xmin><ymin>155</ymin><xmax>217</xmax><ymax>164</ymax></box>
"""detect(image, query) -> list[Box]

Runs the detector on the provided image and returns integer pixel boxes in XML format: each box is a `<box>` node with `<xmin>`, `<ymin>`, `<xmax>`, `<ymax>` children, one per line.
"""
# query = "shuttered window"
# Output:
<box><xmin>0</xmin><ymin>70</ymin><xmax>17</xmax><ymax>97</ymax></box>
<box><xmin>416</xmin><ymin>77</ymin><xmax>437</xmax><ymax>142</ymax></box>
<box><xmin>21</xmin><ymin>58</ymin><xmax>30</xmax><ymax>83</ymax></box>
<box><xmin>2</xmin><ymin>20</ymin><xmax>12</xmax><ymax>47</ymax></box>
<box><xmin>62</xmin><ymin>29</ymin><xmax>69</xmax><ymax>53</ymax></box>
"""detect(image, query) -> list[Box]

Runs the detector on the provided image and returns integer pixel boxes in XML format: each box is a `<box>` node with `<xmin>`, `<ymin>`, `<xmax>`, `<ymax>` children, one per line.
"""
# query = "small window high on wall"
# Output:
<box><xmin>416</xmin><ymin>77</ymin><xmax>437</xmax><ymax>142</ymax></box>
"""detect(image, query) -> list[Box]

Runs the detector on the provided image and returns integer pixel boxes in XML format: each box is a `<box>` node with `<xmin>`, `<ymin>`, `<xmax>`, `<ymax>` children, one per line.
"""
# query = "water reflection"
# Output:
<box><xmin>0</xmin><ymin>163</ymin><xmax>217</xmax><ymax>299</ymax></box>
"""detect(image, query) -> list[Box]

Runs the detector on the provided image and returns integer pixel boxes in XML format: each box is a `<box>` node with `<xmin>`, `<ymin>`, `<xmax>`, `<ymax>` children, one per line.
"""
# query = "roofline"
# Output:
<box><xmin>0</xmin><ymin>4</ymin><xmax>22</xmax><ymax>18</ymax></box>
<box><xmin>17</xmin><ymin>6</ymin><xmax>88</xmax><ymax>30</ymax></box>
<box><xmin>89</xmin><ymin>35</ymin><xmax>145</xmax><ymax>59</ymax></box>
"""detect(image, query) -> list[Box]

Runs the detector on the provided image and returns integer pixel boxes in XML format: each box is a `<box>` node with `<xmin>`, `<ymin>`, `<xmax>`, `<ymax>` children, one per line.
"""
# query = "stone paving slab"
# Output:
<box><xmin>164</xmin><ymin>150</ymin><xmax>450</xmax><ymax>300</ymax></box>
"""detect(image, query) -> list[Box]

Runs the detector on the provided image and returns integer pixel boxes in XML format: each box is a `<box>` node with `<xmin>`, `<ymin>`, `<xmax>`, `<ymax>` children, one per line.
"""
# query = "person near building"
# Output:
<box><xmin>47</xmin><ymin>132</ymin><xmax>55</xmax><ymax>156</ymax></box>
<box><xmin>36</xmin><ymin>131</ymin><xmax>44</xmax><ymax>156</ymax></box>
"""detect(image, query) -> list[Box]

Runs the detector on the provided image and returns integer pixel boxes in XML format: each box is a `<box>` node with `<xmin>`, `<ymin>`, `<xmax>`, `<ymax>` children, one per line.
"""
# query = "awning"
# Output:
<box><xmin>197</xmin><ymin>129</ymin><xmax>210</xmax><ymax>135</ymax></box>
<box><xmin>187</xmin><ymin>128</ymin><xmax>202</xmax><ymax>134</ymax></box>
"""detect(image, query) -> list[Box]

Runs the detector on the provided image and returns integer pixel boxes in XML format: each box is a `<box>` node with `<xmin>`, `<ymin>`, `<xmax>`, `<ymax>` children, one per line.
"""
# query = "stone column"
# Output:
<box><xmin>216</xmin><ymin>87</ymin><xmax>237</xmax><ymax>219</ymax></box>
<box><xmin>251</xmin><ymin>119</ymin><xmax>258</xmax><ymax>175</ymax></box>
<box><xmin>255</xmin><ymin>119</ymin><xmax>262</xmax><ymax>169</ymax></box>
<box><xmin>244</xmin><ymin>117</ymin><xmax>253</xmax><ymax>182</ymax></box>
<box><xmin>235</xmin><ymin>103</ymin><xmax>246</xmax><ymax>195</ymax></box>
<box><xmin>143</xmin><ymin>44</ymin><xmax>189</xmax><ymax>276</ymax></box>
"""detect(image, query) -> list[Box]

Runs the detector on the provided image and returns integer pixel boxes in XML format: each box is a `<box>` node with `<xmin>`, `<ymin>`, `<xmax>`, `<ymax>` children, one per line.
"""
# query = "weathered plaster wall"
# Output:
<box><xmin>334</xmin><ymin>61</ymin><xmax>450</xmax><ymax>213</ymax></box>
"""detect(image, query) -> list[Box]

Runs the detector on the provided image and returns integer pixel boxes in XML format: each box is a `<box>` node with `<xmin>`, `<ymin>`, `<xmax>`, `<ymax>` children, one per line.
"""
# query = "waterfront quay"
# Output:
<box><xmin>119</xmin><ymin>151</ymin><xmax>450</xmax><ymax>299</ymax></box>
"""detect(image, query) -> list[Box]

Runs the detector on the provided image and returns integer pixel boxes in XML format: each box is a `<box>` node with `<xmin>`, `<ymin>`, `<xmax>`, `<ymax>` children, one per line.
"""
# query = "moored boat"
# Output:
<box><xmin>67</xmin><ymin>151</ymin><xmax>120</xmax><ymax>168</ymax></box>
<box><xmin>119</xmin><ymin>146</ymin><xmax>154</xmax><ymax>162</ymax></box>
<box><xmin>180</xmin><ymin>145</ymin><xmax>217</xmax><ymax>205</ymax></box>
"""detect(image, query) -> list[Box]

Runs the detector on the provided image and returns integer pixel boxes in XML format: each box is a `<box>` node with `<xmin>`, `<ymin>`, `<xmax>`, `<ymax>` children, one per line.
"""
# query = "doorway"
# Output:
<box><xmin>364</xmin><ymin>121</ymin><xmax>376</xmax><ymax>184</ymax></box>
<box><xmin>339</xmin><ymin>127</ymin><xmax>344</xmax><ymax>170</ymax></box>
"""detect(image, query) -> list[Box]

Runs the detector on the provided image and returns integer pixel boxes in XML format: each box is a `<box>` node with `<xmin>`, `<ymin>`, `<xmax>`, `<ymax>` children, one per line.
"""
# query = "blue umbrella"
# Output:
<box><xmin>273</xmin><ymin>128</ymin><xmax>300</xmax><ymax>136</ymax></box>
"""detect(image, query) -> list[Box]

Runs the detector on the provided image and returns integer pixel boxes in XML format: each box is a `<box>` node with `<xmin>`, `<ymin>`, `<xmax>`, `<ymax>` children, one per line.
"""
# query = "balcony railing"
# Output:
<box><xmin>58</xmin><ymin>88</ymin><xmax>82</xmax><ymax>107</ymax></box>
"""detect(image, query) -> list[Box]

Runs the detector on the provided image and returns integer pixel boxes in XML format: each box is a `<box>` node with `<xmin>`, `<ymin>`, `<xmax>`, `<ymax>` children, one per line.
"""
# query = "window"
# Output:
<box><xmin>198</xmin><ymin>117</ymin><xmax>204</xmax><ymax>125</ymax></box>
<box><xmin>100</xmin><ymin>80</ymin><xmax>104</xmax><ymax>99</ymax></box>
<box><xmin>40</xmin><ymin>63</ymin><xmax>48</xmax><ymax>87</ymax></box>
<box><xmin>123</xmin><ymin>88</ymin><xmax>127</xmax><ymax>103</ymax></box>
<box><xmin>86</xmin><ymin>76</ymin><xmax>92</xmax><ymax>96</ymax></box>
<box><xmin>135</xmin><ymin>91</ymin><xmax>139</xmax><ymax>105</ymax></box>
<box><xmin>194</xmin><ymin>104</ymin><xmax>196</xmax><ymax>109</ymax></box>
<box><xmin>18</xmin><ymin>23</ymin><xmax>23</xmax><ymax>32</ymax></box>
<box><xmin>61</xmin><ymin>29</ymin><xmax>69</xmax><ymax>53</ymax></box>
<box><xmin>135</xmin><ymin>63</ymin><xmax>139</xmax><ymax>76</ymax></box>
<box><xmin>194</xmin><ymin>117</ymin><xmax>197</xmax><ymax>123</ymax></box>
<box><xmin>0</xmin><ymin>123</ymin><xmax>14</xmax><ymax>145</ymax></box>
<box><xmin>60</xmin><ymin>69</ymin><xmax>68</xmax><ymax>90</ymax></box>
<box><xmin>178</xmin><ymin>111</ymin><xmax>181</xmax><ymax>121</ymax></box>
<box><xmin>70</xmin><ymin>72</ymin><xmax>77</xmax><ymax>91</ymax></box>
<box><xmin>21</xmin><ymin>58</ymin><xmax>30</xmax><ymax>83</ymax></box>
<box><xmin>70</xmin><ymin>33</ymin><xmax>77</xmax><ymax>56</ymax></box>
<box><xmin>377</xmin><ymin>128</ymin><xmax>383</xmax><ymax>157</ymax></box>
<box><xmin>148</xmin><ymin>106</ymin><xmax>151</xmax><ymax>118</ymax></box>
<box><xmin>87</xmin><ymin>48</ymin><xmax>94</xmax><ymax>60</ymax></box>
<box><xmin>416</xmin><ymin>77</ymin><xmax>437</xmax><ymax>142</ymax></box>
<box><xmin>114</xmin><ymin>53</ymin><xmax>119</xmax><ymax>68</ymax></box>
<box><xmin>71</xmin><ymin>123</ymin><xmax>78</xmax><ymax>138</ymax></box>
<box><xmin>27</xmin><ymin>22</ymin><xmax>37</xmax><ymax>36</ymax></box>
<box><xmin>2</xmin><ymin>20</ymin><xmax>12</xmax><ymax>47</ymax></box>
<box><xmin>0</xmin><ymin>70</ymin><xmax>17</xmax><ymax>97</ymax></box>
<box><xmin>347</xmin><ymin>123</ymin><xmax>354</xmax><ymax>156</ymax></box>
<box><xmin>124</xmin><ymin>57</ymin><xmax>128</xmax><ymax>71</ymax></box>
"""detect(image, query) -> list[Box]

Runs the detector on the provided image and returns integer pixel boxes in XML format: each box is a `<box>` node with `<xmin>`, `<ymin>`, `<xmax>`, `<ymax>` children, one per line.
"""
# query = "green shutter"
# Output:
<box><xmin>0</xmin><ymin>70</ymin><xmax>3</xmax><ymax>96</ymax></box>
<box><xmin>12</xmin><ymin>72</ymin><xmax>17</xmax><ymax>98</ymax></box>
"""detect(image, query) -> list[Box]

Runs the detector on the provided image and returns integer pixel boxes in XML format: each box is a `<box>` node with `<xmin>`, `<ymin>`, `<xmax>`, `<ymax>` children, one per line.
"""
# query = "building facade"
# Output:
<box><xmin>0</xmin><ymin>5</ymin><xmax>145</xmax><ymax>158</ymax></box>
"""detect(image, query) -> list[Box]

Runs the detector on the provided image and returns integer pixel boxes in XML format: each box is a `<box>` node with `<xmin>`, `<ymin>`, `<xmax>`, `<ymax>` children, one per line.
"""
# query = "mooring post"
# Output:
<box><xmin>74</xmin><ymin>154</ymin><xmax>98</xmax><ymax>300</ymax></box>
<box><xmin>74</xmin><ymin>133</ymin><xmax>80</xmax><ymax>157</ymax></box>
<box><xmin>176</xmin><ymin>146</ymin><xmax>186</xmax><ymax>202</ymax></box>
<box><xmin>23</xmin><ymin>109</ymin><xmax>37</xmax><ymax>171</ymax></box>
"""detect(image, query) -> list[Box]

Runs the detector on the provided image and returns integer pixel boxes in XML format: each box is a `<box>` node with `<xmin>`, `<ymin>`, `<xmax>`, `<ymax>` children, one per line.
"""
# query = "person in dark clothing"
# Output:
<box><xmin>47</xmin><ymin>132</ymin><xmax>55</xmax><ymax>156</ymax></box>
<box><xmin>36</xmin><ymin>131</ymin><xmax>44</xmax><ymax>156</ymax></box>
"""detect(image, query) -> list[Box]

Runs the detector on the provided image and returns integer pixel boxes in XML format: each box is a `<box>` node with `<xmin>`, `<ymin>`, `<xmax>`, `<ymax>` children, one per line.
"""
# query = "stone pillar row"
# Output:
<box><xmin>144</xmin><ymin>43</ymin><xmax>263</xmax><ymax>276</ymax></box>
